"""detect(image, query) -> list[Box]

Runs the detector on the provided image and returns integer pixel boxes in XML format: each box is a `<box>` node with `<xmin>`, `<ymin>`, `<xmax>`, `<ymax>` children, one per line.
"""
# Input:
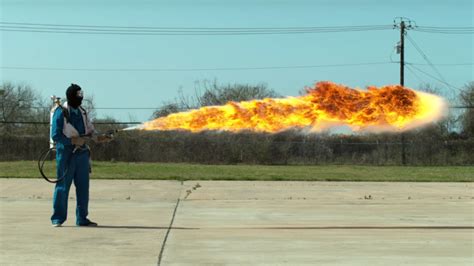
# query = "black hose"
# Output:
<box><xmin>38</xmin><ymin>147</ymin><xmax>67</xmax><ymax>183</ymax></box>
<box><xmin>39</xmin><ymin>131</ymin><xmax>115</xmax><ymax>183</ymax></box>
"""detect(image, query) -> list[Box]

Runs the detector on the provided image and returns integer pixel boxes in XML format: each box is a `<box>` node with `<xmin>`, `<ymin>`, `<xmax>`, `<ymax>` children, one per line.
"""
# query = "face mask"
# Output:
<box><xmin>66</xmin><ymin>84</ymin><xmax>83</xmax><ymax>108</ymax></box>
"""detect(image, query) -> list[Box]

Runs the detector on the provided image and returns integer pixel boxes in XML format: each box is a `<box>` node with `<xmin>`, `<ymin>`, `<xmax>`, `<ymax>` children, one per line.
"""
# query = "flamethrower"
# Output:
<box><xmin>38</xmin><ymin>129</ymin><xmax>125</xmax><ymax>183</ymax></box>
<box><xmin>38</xmin><ymin>96</ymin><xmax>126</xmax><ymax>183</ymax></box>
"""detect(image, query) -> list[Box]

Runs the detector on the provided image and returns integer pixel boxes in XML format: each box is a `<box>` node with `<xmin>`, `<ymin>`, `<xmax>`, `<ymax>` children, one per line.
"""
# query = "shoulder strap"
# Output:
<box><xmin>59</xmin><ymin>106</ymin><xmax>70</xmax><ymax>123</ymax></box>
<box><xmin>79</xmin><ymin>106</ymin><xmax>87</xmax><ymax>116</ymax></box>
<box><xmin>79</xmin><ymin>106</ymin><xmax>89</xmax><ymax>122</ymax></box>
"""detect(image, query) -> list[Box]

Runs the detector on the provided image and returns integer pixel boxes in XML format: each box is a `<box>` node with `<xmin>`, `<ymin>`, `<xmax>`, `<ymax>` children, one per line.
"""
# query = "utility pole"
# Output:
<box><xmin>400</xmin><ymin>21</ymin><xmax>407</xmax><ymax>166</ymax></box>
<box><xmin>400</xmin><ymin>21</ymin><xmax>405</xmax><ymax>87</ymax></box>
<box><xmin>394</xmin><ymin>18</ymin><xmax>413</xmax><ymax>165</ymax></box>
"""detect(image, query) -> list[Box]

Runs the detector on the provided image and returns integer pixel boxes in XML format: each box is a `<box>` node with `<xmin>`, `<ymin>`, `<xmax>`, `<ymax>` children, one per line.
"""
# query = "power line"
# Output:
<box><xmin>0</xmin><ymin>21</ymin><xmax>394</xmax><ymax>30</ymax></box>
<box><xmin>407</xmin><ymin>63</ymin><xmax>462</xmax><ymax>91</ymax></box>
<box><xmin>405</xmin><ymin>33</ymin><xmax>461</xmax><ymax>91</ymax></box>
<box><xmin>2</xmin><ymin>21</ymin><xmax>472</xmax><ymax>35</ymax></box>
<box><xmin>2</xmin><ymin>61</ymin><xmax>471</xmax><ymax>72</ymax></box>
<box><xmin>409</xmin><ymin>62</ymin><xmax>474</xmax><ymax>66</ymax></box>
<box><xmin>4</xmin><ymin>22</ymin><xmax>469</xmax><ymax>31</ymax></box>
<box><xmin>405</xmin><ymin>64</ymin><xmax>426</xmax><ymax>85</ymax></box>
<box><xmin>413</xmin><ymin>26</ymin><xmax>474</xmax><ymax>34</ymax></box>
<box><xmin>0</xmin><ymin>28</ymin><xmax>393</xmax><ymax>36</ymax></box>
<box><xmin>412</xmin><ymin>30</ymin><xmax>473</xmax><ymax>35</ymax></box>
<box><xmin>0</xmin><ymin>22</ymin><xmax>393</xmax><ymax>35</ymax></box>
<box><xmin>0</xmin><ymin>62</ymin><xmax>395</xmax><ymax>72</ymax></box>
<box><xmin>406</xmin><ymin>34</ymin><xmax>446</xmax><ymax>79</ymax></box>
<box><xmin>418</xmin><ymin>26</ymin><xmax>474</xmax><ymax>29</ymax></box>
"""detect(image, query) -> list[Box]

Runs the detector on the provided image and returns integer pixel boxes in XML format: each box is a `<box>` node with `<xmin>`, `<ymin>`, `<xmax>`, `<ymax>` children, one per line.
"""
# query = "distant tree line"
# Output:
<box><xmin>0</xmin><ymin>80</ymin><xmax>473</xmax><ymax>165</ymax></box>
<box><xmin>152</xmin><ymin>80</ymin><xmax>279</xmax><ymax>118</ymax></box>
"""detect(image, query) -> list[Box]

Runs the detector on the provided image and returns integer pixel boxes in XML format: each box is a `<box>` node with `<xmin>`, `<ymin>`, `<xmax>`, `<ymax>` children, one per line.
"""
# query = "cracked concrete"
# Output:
<box><xmin>0</xmin><ymin>179</ymin><xmax>473</xmax><ymax>265</ymax></box>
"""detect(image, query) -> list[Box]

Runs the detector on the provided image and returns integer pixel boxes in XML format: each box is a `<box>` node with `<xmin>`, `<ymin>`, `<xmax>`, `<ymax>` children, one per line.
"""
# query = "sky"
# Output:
<box><xmin>0</xmin><ymin>0</ymin><xmax>473</xmax><ymax>122</ymax></box>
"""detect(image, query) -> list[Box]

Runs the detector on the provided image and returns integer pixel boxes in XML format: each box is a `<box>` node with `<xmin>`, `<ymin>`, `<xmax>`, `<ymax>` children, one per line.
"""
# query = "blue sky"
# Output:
<box><xmin>1</xmin><ymin>0</ymin><xmax>472</xmax><ymax>122</ymax></box>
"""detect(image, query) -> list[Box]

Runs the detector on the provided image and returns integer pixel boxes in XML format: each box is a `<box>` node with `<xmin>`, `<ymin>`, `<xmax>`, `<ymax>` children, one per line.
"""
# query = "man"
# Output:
<box><xmin>50</xmin><ymin>84</ymin><xmax>97</xmax><ymax>227</ymax></box>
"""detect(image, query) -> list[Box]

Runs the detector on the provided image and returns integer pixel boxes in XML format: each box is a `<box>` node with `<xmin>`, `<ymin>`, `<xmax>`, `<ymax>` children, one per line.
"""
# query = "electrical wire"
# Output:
<box><xmin>3</xmin><ymin>62</ymin><xmax>470</xmax><ymax>73</ymax></box>
<box><xmin>418</xmin><ymin>26</ymin><xmax>474</xmax><ymax>29</ymax></box>
<box><xmin>405</xmin><ymin>33</ymin><xmax>461</xmax><ymax>91</ymax></box>
<box><xmin>405</xmin><ymin>64</ymin><xmax>426</xmax><ymax>85</ymax></box>
<box><xmin>0</xmin><ymin>28</ymin><xmax>393</xmax><ymax>36</ymax></box>
<box><xmin>2</xmin><ymin>21</ymin><xmax>472</xmax><ymax>36</ymax></box>
<box><xmin>407</xmin><ymin>63</ymin><xmax>462</xmax><ymax>91</ymax></box>
<box><xmin>406</xmin><ymin>34</ymin><xmax>446</xmax><ymax>80</ymax></box>
<box><xmin>409</xmin><ymin>62</ymin><xmax>474</xmax><ymax>66</ymax></box>
<box><xmin>413</xmin><ymin>26</ymin><xmax>474</xmax><ymax>34</ymax></box>
<box><xmin>0</xmin><ymin>22</ymin><xmax>393</xmax><ymax>35</ymax></box>
<box><xmin>0</xmin><ymin>21</ymin><xmax>392</xmax><ymax>30</ymax></box>
<box><xmin>0</xmin><ymin>61</ymin><xmax>395</xmax><ymax>72</ymax></box>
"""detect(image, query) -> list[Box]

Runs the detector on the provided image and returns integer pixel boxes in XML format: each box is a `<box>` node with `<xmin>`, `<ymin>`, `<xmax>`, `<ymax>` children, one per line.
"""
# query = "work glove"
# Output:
<box><xmin>71</xmin><ymin>136</ymin><xmax>86</xmax><ymax>146</ymax></box>
<box><xmin>96</xmin><ymin>134</ymin><xmax>113</xmax><ymax>143</ymax></box>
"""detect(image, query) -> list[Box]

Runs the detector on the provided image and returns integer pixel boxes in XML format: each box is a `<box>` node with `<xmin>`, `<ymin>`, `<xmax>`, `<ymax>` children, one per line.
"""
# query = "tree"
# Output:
<box><xmin>152</xmin><ymin>80</ymin><xmax>280</xmax><ymax>119</ymax></box>
<box><xmin>459</xmin><ymin>82</ymin><xmax>474</xmax><ymax>137</ymax></box>
<box><xmin>81</xmin><ymin>95</ymin><xmax>97</xmax><ymax>121</ymax></box>
<box><xmin>152</xmin><ymin>103</ymin><xmax>183</xmax><ymax>119</ymax></box>
<box><xmin>91</xmin><ymin>115</ymin><xmax>127</xmax><ymax>133</ymax></box>
<box><xmin>0</xmin><ymin>82</ymin><xmax>48</xmax><ymax>134</ymax></box>
<box><xmin>195</xmin><ymin>80</ymin><xmax>280</xmax><ymax>107</ymax></box>
<box><xmin>416</xmin><ymin>83</ymin><xmax>458</xmax><ymax>135</ymax></box>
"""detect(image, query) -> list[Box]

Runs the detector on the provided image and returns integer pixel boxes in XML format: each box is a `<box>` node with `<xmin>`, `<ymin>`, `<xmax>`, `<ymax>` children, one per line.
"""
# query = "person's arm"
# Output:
<box><xmin>51</xmin><ymin>108</ymin><xmax>72</xmax><ymax>146</ymax></box>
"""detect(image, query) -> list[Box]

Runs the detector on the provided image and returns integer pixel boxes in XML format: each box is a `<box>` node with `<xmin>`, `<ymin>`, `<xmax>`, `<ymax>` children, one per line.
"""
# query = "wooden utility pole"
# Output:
<box><xmin>400</xmin><ymin>21</ymin><xmax>405</xmax><ymax>87</ymax></box>
<box><xmin>394</xmin><ymin>18</ymin><xmax>413</xmax><ymax>165</ymax></box>
<box><xmin>400</xmin><ymin>20</ymin><xmax>407</xmax><ymax>165</ymax></box>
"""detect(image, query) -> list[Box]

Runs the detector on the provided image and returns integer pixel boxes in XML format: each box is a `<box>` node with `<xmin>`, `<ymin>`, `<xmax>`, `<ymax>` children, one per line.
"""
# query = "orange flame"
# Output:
<box><xmin>141</xmin><ymin>81</ymin><xmax>446</xmax><ymax>133</ymax></box>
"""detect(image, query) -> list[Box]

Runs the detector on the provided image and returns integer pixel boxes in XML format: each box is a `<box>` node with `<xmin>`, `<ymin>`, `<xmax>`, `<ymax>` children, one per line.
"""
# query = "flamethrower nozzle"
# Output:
<box><xmin>121</xmin><ymin>125</ymin><xmax>143</xmax><ymax>131</ymax></box>
<box><xmin>102</xmin><ymin>127</ymin><xmax>134</xmax><ymax>138</ymax></box>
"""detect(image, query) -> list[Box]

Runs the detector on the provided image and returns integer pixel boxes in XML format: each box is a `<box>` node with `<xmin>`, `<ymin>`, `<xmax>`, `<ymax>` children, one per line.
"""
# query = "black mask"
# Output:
<box><xmin>66</xmin><ymin>84</ymin><xmax>83</xmax><ymax>108</ymax></box>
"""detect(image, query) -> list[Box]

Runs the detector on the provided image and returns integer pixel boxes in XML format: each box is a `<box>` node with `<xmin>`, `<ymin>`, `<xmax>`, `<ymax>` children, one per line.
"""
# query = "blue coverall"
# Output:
<box><xmin>50</xmin><ymin>107</ymin><xmax>91</xmax><ymax>225</ymax></box>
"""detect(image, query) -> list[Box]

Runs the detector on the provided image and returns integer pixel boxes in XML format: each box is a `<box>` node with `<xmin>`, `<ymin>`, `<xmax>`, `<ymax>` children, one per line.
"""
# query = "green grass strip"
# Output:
<box><xmin>1</xmin><ymin>161</ymin><xmax>473</xmax><ymax>182</ymax></box>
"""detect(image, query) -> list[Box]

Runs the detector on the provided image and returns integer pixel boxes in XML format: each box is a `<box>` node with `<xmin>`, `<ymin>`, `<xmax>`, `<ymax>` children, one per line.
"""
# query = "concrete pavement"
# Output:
<box><xmin>0</xmin><ymin>179</ymin><xmax>473</xmax><ymax>265</ymax></box>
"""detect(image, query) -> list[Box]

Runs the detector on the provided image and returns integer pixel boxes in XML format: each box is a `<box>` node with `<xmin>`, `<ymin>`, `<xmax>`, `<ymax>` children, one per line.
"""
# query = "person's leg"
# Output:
<box><xmin>51</xmin><ymin>150</ymin><xmax>75</xmax><ymax>225</ymax></box>
<box><xmin>74</xmin><ymin>151</ymin><xmax>91</xmax><ymax>225</ymax></box>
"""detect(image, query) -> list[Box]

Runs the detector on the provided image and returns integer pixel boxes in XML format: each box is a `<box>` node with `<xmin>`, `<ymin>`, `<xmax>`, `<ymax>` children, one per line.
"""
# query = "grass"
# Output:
<box><xmin>0</xmin><ymin>161</ymin><xmax>473</xmax><ymax>182</ymax></box>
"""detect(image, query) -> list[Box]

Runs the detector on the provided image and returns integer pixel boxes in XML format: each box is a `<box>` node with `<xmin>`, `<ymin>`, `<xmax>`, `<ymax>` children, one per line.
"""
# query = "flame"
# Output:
<box><xmin>141</xmin><ymin>81</ymin><xmax>446</xmax><ymax>133</ymax></box>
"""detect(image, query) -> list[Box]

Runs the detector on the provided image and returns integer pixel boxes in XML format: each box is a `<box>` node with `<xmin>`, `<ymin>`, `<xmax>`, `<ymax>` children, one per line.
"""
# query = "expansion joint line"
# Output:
<box><xmin>157</xmin><ymin>181</ymin><xmax>183</xmax><ymax>266</ymax></box>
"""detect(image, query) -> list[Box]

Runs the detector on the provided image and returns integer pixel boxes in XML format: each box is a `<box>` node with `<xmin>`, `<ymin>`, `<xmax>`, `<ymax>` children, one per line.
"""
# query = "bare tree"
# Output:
<box><xmin>0</xmin><ymin>82</ymin><xmax>47</xmax><ymax>134</ymax></box>
<box><xmin>81</xmin><ymin>95</ymin><xmax>97</xmax><ymax>120</ymax></box>
<box><xmin>417</xmin><ymin>83</ymin><xmax>459</xmax><ymax>134</ymax></box>
<box><xmin>92</xmin><ymin>115</ymin><xmax>127</xmax><ymax>133</ymax></box>
<box><xmin>152</xmin><ymin>80</ymin><xmax>280</xmax><ymax>119</ymax></box>
<box><xmin>459</xmin><ymin>82</ymin><xmax>474</xmax><ymax>137</ymax></box>
<box><xmin>195</xmin><ymin>79</ymin><xmax>279</xmax><ymax>107</ymax></box>
<box><xmin>152</xmin><ymin>102</ymin><xmax>183</xmax><ymax>119</ymax></box>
